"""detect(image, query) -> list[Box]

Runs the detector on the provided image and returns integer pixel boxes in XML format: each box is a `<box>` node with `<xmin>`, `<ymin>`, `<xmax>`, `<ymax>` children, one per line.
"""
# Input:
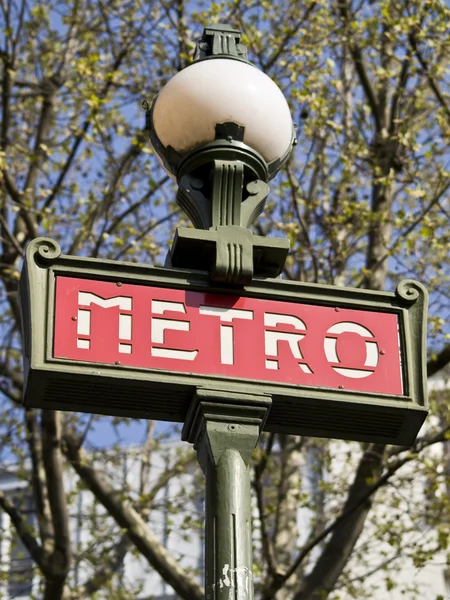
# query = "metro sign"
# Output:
<box><xmin>54</xmin><ymin>277</ymin><xmax>402</xmax><ymax>396</ymax></box>
<box><xmin>20</xmin><ymin>238</ymin><xmax>428</xmax><ymax>445</ymax></box>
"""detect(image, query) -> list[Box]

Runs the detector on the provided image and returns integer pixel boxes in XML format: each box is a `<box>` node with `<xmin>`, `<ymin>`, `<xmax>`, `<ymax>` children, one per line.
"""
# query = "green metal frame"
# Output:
<box><xmin>20</xmin><ymin>238</ymin><xmax>428</xmax><ymax>446</ymax></box>
<box><xmin>169</xmin><ymin>140</ymin><xmax>290</xmax><ymax>284</ymax></box>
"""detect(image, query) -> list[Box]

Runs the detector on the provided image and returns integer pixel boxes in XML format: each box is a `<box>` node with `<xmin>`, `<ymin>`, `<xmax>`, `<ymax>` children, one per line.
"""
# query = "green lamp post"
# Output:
<box><xmin>145</xmin><ymin>24</ymin><xmax>296</xmax><ymax>599</ymax></box>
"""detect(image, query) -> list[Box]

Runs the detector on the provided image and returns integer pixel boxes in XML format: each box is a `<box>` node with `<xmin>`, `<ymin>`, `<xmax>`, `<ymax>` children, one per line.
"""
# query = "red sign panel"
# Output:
<box><xmin>53</xmin><ymin>277</ymin><xmax>403</xmax><ymax>395</ymax></box>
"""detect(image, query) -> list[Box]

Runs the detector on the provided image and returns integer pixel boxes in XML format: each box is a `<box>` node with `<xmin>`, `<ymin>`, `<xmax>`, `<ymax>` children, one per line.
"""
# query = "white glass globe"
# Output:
<box><xmin>152</xmin><ymin>59</ymin><xmax>293</xmax><ymax>164</ymax></box>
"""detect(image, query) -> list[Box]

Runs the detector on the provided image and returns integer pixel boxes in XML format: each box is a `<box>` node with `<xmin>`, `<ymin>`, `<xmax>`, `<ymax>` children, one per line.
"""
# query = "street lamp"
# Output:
<box><xmin>146</xmin><ymin>24</ymin><xmax>297</xmax><ymax>599</ymax></box>
<box><xmin>145</xmin><ymin>23</ymin><xmax>296</xmax><ymax>285</ymax></box>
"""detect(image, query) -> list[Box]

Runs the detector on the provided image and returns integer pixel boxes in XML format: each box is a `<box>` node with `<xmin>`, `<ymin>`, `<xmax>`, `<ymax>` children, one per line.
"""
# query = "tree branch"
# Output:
<box><xmin>75</xmin><ymin>533</ymin><xmax>130</xmax><ymax>598</ymax></box>
<box><xmin>23</xmin><ymin>77</ymin><xmax>60</xmax><ymax>200</ymax></box>
<box><xmin>145</xmin><ymin>449</ymin><xmax>196</xmax><ymax>510</ymax></box>
<box><xmin>40</xmin><ymin>42</ymin><xmax>138</xmax><ymax>218</ymax></box>
<box><xmin>1</xmin><ymin>168</ymin><xmax>38</xmax><ymax>239</ymax></box>
<box><xmin>389</xmin><ymin>55</ymin><xmax>410</xmax><ymax>134</ymax></box>
<box><xmin>409</xmin><ymin>29</ymin><xmax>450</xmax><ymax>124</ymax></box>
<box><xmin>24</xmin><ymin>408</ymin><xmax>54</xmax><ymax>555</ymax></box>
<box><xmin>112</xmin><ymin>208</ymin><xmax>181</xmax><ymax>261</ymax></box>
<box><xmin>70</xmin><ymin>135</ymin><xmax>144</xmax><ymax>256</ymax></box>
<box><xmin>41</xmin><ymin>410</ymin><xmax>72</xmax><ymax>585</ymax></box>
<box><xmin>0</xmin><ymin>212</ymin><xmax>24</xmax><ymax>256</ymax></box>
<box><xmin>261</xmin><ymin>2</ymin><xmax>317</xmax><ymax>72</ymax></box>
<box><xmin>427</xmin><ymin>344</ymin><xmax>450</xmax><ymax>378</ymax></box>
<box><xmin>63</xmin><ymin>430</ymin><xmax>204</xmax><ymax>600</ymax></box>
<box><xmin>90</xmin><ymin>152</ymin><xmax>169</xmax><ymax>258</ymax></box>
<box><xmin>338</xmin><ymin>0</ymin><xmax>381</xmax><ymax>131</ymax></box>
<box><xmin>0</xmin><ymin>489</ymin><xmax>47</xmax><ymax>572</ymax></box>
<box><xmin>102</xmin><ymin>176</ymin><xmax>169</xmax><ymax>239</ymax></box>
<box><xmin>253</xmin><ymin>433</ymin><xmax>276</xmax><ymax>576</ymax></box>
<box><xmin>262</xmin><ymin>424</ymin><xmax>450</xmax><ymax>599</ymax></box>
<box><xmin>356</xmin><ymin>178</ymin><xmax>450</xmax><ymax>288</ymax></box>
<box><xmin>287</xmin><ymin>164</ymin><xmax>320</xmax><ymax>282</ymax></box>
<box><xmin>138</xmin><ymin>420</ymin><xmax>155</xmax><ymax>513</ymax></box>
<box><xmin>291</xmin><ymin>443</ymin><xmax>386</xmax><ymax>600</ymax></box>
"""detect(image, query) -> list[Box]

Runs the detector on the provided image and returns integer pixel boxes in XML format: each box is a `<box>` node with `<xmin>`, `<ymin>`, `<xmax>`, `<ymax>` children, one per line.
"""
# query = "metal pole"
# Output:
<box><xmin>182</xmin><ymin>389</ymin><xmax>271</xmax><ymax>600</ymax></box>
<box><xmin>201</xmin><ymin>423</ymin><xmax>255</xmax><ymax>600</ymax></box>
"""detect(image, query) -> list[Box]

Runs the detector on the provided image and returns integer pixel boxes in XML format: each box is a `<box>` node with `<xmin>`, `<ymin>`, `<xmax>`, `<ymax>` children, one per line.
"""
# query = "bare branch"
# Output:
<box><xmin>252</xmin><ymin>433</ymin><xmax>276</xmax><ymax>576</ymax></box>
<box><xmin>286</xmin><ymin>164</ymin><xmax>320</xmax><ymax>282</ymax></box>
<box><xmin>1</xmin><ymin>169</ymin><xmax>38</xmax><ymax>239</ymax></box>
<box><xmin>76</xmin><ymin>534</ymin><xmax>130</xmax><ymax>598</ymax></box>
<box><xmin>24</xmin><ymin>408</ymin><xmax>54</xmax><ymax>554</ymax></box>
<box><xmin>0</xmin><ymin>489</ymin><xmax>47</xmax><ymax>571</ymax></box>
<box><xmin>90</xmin><ymin>164</ymin><xmax>169</xmax><ymax>258</ymax></box>
<box><xmin>262</xmin><ymin>425</ymin><xmax>450</xmax><ymax>599</ymax></box>
<box><xmin>41</xmin><ymin>410</ymin><xmax>72</xmax><ymax>583</ymax></box>
<box><xmin>139</xmin><ymin>420</ymin><xmax>155</xmax><ymax>505</ymax></box>
<box><xmin>63</xmin><ymin>430</ymin><xmax>204</xmax><ymax>600</ymax></box>
<box><xmin>103</xmin><ymin>176</ymin><xmax>169</xmax><ymax>238</ymax></box>
<box><xmin>0</xmin><ymin>212</ymin><xmax>24</xmax><ymax>256</ymax></box>
<box><xmin>409</xmin><ymin>29</ymin><xmax>450</xmax><ymax>124</ymax></box>
<box><xmin>389</xmin><ymin>55</ymin><xmax>410</xmax><ymax>134</ymax></box>
<box><xmin>262</xmin><ymin>3</ymin><xmax>317</xmax><ymax>72</ymax></box>
<box><xmin>291</xmin><ymin>443</ymin><xmax>386</xmax><ymax>600</ymax></box>
<box><xmin>23</xmin><ymin>77</ymin><xmax>60</xmax><ymax>199</ymax></box>
<box><xmin>389</xmin><ymin>425</ymin><xmax>450</xmax><ymax>458</ymax></box>
<box><xmin>10</xmin><ymin>0</ymin><xmax>27</xmax><ymax>61</ymax></box>
<box><xmin>113</xmin><ymin>208</ymin><xmax>181</xmax><ymax>261</ymax></box>
<box><xmin>145</xmin><ymin>449</ymin><xmax>196</xmax><ymax>509</ymax></box>
<box><xmin>427</xmin><ymin>344</ymin><xmax>450</xmax><ymax>379</ymax></box>
<box><xmin>41</xmin><ymin>42</ymin><xmax>139</xmax><ymax>218</ymax></box>
<box><xmin>1</xmin><ymin>54</ymin><xmax>13</xmax><ymax>150</ymax></box>
<box><xmin>0</xmin><ymin>358</ymin><xmax>24</xmax><ymax>392</ymax></box>
<box><xmin>338</xmin><ymin>0</ymin><xmax>381</xmax><ymax>131</ymax></box>
<box><xmin>356</xmin><ymin>178</ymin><xmax>450</xmax><ymax>288</ymax></box>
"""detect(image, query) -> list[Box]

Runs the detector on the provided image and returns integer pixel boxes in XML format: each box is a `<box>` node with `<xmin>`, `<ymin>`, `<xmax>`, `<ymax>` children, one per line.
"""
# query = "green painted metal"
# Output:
<box><xmin>192</xmin><ymin>24</ymin><xmax>250</xmax><ymax>64</ymax></box>
<box><xmin>169</xmin><ymin>225</ymin><xmax>289</xmax><ymax>284</ymax></box>
<box><xmin>171</xmin><ymin>154</ymin><xmax>290</xmax><ymax>283</ymax></box>
<box><xmin>176</xmin><ymin>172</ymin><xmax>269</xmax><ymax>231</ymax></box>
<box><xmin>183</xmin><ymin>389</ymin><xmax>271</xmax><ymax>600</ymax></box>
<box><xmin>19</xmin><ymin>237</ymin><xmax>428</xmax><ymax>446</ymax></box>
